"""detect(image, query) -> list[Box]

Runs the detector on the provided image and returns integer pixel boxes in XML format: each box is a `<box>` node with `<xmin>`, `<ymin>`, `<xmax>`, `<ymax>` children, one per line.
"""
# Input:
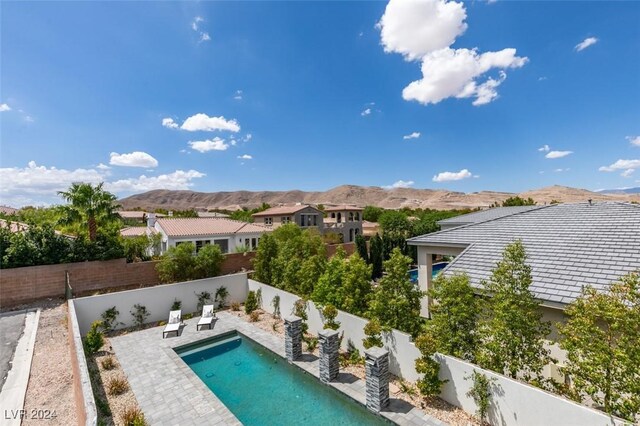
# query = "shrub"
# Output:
<box><xmin>182</xmin><ymin>313</ymin><xmax>193</xmax><ymax>320</ymax></box>
<box><xmin>130</xmin><ymin>304</ymin><xmax>150</xmax><ymax>329</ymax></box>
<box><xmin>249</xmin><ymin>311</ymin><xmax>260</xmax><ymax>322</ymax></box>
<box><xmin>415</xmin><ymin>333</ymin><xmax>446</xmax><ymax>397</ymax></box>
<box><xmin>170</xmin><ymin>299</ymin><xmax>181</xmax><ymax>311</ymax></box>
<box><xmin>100</xmin><ymin>307</ymin><xmax>120</xmax><ymax>332</ymax></box>
<box><xmin>214</xmin><ymin>286</ymin><xmax>229</xmax><ymax>309</ymax></box>
<box><xmin>256</xmin><ymin>287</ymin><xmax>263</xmax><ymax>307</ymax></box>
<box><xmin>101</xmin><ymin>356</ymin><xmax>116</xmax><ymax>370</ymax></box>
<box><xmin>245</xmin><ymin>291</ymin><xmax>259</xmax><ymax>314</ymax></box>
<box><xmin>194</xmin><ymin>244</ymin><xmax>224</xmax><ymax>278</ymax></box>
<box><xmin>305</xmin><ymin>336</ymin><xmax>318</xmax><ymax>352</ymax></box>
<box><xmin>107</xmin><ymin>376</ymin><xmax>129</xmax><ymax>396</ymax></box>
<box><xmin>231</xmin><ymin>301</ymin><xmax>241</xmax><ymax>311</ymax></box>
<box><xmin>271</xmin><ymin>295</ymin><xmax>281</xmax><ymax>318</ymax></box>
<box><xmin>466</xmin><ymin>370</ymin><xmax>495</xmax><ymax>423</ymax></box>
<box><xmin>195</xmin><ymin>291</ymin><xmax>212</xmax><ymax>312</ymax></box>
<box><xmin>84</xmin><ymin>321</ymin><xmax>104</xmax><ymax>354</ymax></box>
<box><xmin>293</xmin><ymin>298</ymin><xmax>309</xmax><ymax>335</ymax></box>
<box><xmin>322</xmin><ymin>304</ymin><xmax>340</xmax><ymax>330</ymax></box>
<box><xmin>120</xmin><ymin>406</ymin><xmax>147</xmax><ymax>426</ymax></box>
<box><xmin>362</xmin><ymin>319</ymin><xmax>383</xmax><ymax>349</ymax></box>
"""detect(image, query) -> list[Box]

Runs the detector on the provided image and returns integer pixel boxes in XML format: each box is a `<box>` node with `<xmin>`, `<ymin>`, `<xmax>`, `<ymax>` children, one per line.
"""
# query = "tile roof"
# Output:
<box><xmin>0</xmin><ymin>206</ymin><xmax>18</xmax><ymax>215</ymax></box>
<box><xmin>156</xmin><ymin>217</ymin><xmax>270</xmax><ymax>237</ymax></box>
<box><xmin>409</xmin><ymin>202</ymin><xmax>640</xmax><ymax>306</ymax></box>
<box><xmin>120</xmin><ymin>227</ymin><xmax>154</xmax><ymax>237</ymax></box>
<box><xmin>252</xmin><ymin>205</ymin><xmax>319</xmax><ymax>217</ymax></box>
<box><xmin>324</xmin><ymin>205</ymin><xmax>364</xmax><ymax>212</ymax></box>
<box><xmin>437</xmin><ymin>206</ymin><xmax>542</xmax><ymax>226</ymax></box>
<box><xmin>0</xmin><ymin>218</ymin><xmax>30</xmax><ymax>233</ymax></box>
<box><xmin>117</xmin><ymin>211</ymin><xmax>165</xmax><ymax>219</ymax></box>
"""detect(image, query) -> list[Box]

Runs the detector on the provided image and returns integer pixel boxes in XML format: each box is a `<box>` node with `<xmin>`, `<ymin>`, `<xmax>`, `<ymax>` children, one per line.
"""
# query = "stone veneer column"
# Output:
<box><xmin>318</xmin><ymin>329</ymin><xmax>340</xmax><ymax>383</ymax></box>
<box><xmin>284</xmin><ymin>315</ymin><xmax>302</xmax><ymax>362</ymax></box>
<box><xmin>365</xmin><ymin>347</ymin><xmax>390</xmax><ymax>413</ymax></box>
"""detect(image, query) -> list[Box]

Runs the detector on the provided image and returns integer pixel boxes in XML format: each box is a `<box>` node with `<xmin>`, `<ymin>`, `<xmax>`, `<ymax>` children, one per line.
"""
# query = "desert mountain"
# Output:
<box><xmin>118</xmin><ymin>185</ymin><xmax>640</xmax><ymax>212</ymax></box>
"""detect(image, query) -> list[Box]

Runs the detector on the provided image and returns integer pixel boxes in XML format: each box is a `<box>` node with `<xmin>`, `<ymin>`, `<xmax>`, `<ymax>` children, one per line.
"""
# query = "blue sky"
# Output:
<box><xmin>1</xmin><ymin>0</ymin><xmax>639</xmax><ymax>206</ymax></box>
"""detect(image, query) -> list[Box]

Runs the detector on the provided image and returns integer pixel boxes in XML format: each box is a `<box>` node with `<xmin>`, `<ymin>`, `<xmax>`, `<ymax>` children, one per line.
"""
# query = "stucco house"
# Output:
<box><xmin>408</xmin><ymin>201</ymin><xmax>640</xmax><ymax>379</ymax></box>
<box><xmin>323</xmin><ymin>205</ymin><xmax>364</xmax><ymax>242</ymax></box>
<box><xmin>151</xmin><ymin>216</ymin><xmax>271</xmax><ymax>254</ymax></box>
<box><xmin>252</xmin><ymin>204</ymin><xmax>323</xmax><ymax>232</ymax></box>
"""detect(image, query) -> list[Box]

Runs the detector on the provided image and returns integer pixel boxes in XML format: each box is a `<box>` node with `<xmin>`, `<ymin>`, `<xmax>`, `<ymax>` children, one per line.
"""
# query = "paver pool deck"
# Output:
<box><xmin>111</xmin><ymin>312</ymin><xmax>447</xmax><ymax>426</ymax></box>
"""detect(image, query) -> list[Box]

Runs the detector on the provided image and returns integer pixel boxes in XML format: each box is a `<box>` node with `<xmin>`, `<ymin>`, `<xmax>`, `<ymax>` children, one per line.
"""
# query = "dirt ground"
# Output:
<box><xmin>19</xmin><ymin>299</ymin><xmax>77</xmax><ymax>426</ymax></box>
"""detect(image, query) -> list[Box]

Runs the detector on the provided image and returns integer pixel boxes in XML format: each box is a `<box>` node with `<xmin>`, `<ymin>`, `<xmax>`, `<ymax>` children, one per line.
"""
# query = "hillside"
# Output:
<box><xmin>118</xmin><ymin>184</ymin><xmax>640</xmax><ymax>211</ymax></box>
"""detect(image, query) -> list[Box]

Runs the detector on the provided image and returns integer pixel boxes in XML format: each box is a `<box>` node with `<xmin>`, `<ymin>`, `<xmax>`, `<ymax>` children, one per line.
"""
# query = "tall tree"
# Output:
<box><xmin>368</xmin><ymin>248</ymin><xmax>424</xmax><ymax>336</ymax></box>
<box><xmin>354</xmin><ymin>233</ymin><xmax>369</xmax><ymax>263</ymax></box>
<box><xmin>58</xmin><ymin>182</ymin><xmax>119</xmax><ymax>241</ymax></box>
<box><xmin>339</xmin><ymin>253</ymin><xmax>373</xmax><ymax>316</ymax></box>
<box><xmin>369</xmin><ymin>233</ymin><xmax>383</xmax><ymax>280</ymax></box>
<box><xmin>477</xmin><ymin>240</ymin><xmax>552</xmax><ymax>381</ymax></box>
<box><xmin>426</xmin><ymin>273</ymin><xmax>479</xmax><ymax>362</ymax></box>
<box><xmin>312</xmin><ymin>246</ymin><xmax>346</xmax><ymax>307</ymax></box>
<box><xmin>252</xmin><ymin>233</ymin><xmax>278</xmax><ymax>284</ymax></box>
<box><xmin>558</xmin><ymin>272</ymin><xmax>640</xmax><ymax>421</ymax></box>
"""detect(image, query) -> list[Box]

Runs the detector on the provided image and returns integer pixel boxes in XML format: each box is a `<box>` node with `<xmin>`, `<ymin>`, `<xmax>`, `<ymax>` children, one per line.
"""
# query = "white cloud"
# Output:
<box><xmin>575</xmin><ymin>37</ymin><xmax>598</xmax><ymax>52</ymax></box>
<box><xmin>554</xmin><ymin>168</ymin><xmax>570</xmax><ymax>173</ymax></box>
<box><xmin>432</xmin><ymin>168</ymin><xmax>472</xmax><ymax>182</ymax></box>
<box><xmin>0</xmin><ymin>161</ymin><xmax>106</xmax><ymax>205</ymax></box>
<box><xmin>402</xmin><ymin>48</ymin><xmax>527</xmax><ymax>106</ymax></box>
<box><xmin>599</xmin><ymin>159</ymin><xmax>640</xmax><ymax>174</ymax></box>
<box><xmin>24</xmin><ymin>115</ymin><xmax>34</xmax><ymax>123</ymax></box>
<box><xmin>361</xmin><ymin>108</ymin><xmax>371</xmax><ymax>116</ymax></box>
<box><xmin>96</xmin><ymin>163</ymin><xmax>111</xmax><ymax>170</ymax></box>
<box><xmin>109</xmin><ymin>152</ymin><xmax>159</xmax><ymax>168</ymax></box>
<box><xmin>105</xmin><ymin>170</ymin><xmax>205</xmax><ymax>193</ymax></box>
<box><xmin>545</xmin><ymin>150</ymin><xmax>573</xmax><ymax>159</ymax></box>
<box><xmin>200</xmin><ymin>32</ymin><xmax>211</xmax><ymax>42</ymax></box>
<box><xmin>379</xmin><ymin>0</ymin><xmax>467</xmax><ymax>61</ymax></box>
<box><xmin>192</xmin><ymin>16</ymin><xmax>204</xmax><ymax>31</ymax></box>
<box><xmin>538</xmin><ymin>144</ymin><xmax>550</xmax><ymax>152</ymax></box>
<box><xmin>383</xmin><ymin>179</ymin><xmax>415</xmax><ymax>189</ymax></box>
<box><xmin>181</xmin><ymin>113</ymin><xmax>240</xmax><ymax>132</ymax></box>
<box><xmin>162</xmin><ymin>117</ymin><xmax>179</xmax><ymax>129</ymax></box>
<box><xmin>237</xmin><ymin>154</ymin><xmax>253</xmax><ymax>160</ymax></box>
<box><xmin>378</xmin><ymin>0</ymin><xmax>527</xmax><ymax>106</ymax></box>
<box><xmin>188</xmin><ymin>137</ymin><xmax>229</xmax><ymax>153</ymax></box>
<box><xmin>403</xmin><ymin>132</ymin><xmax>421</xmax><ymax>140</ymax></box>
<box><xmin>243</xmin><ymin>133</ymin><xmax>252</xmax><ymax>142</ymax></box>
<box><xmin>621</xmin><ymin>169</ymin><xmax>634</xmax><ymax>178</ymax></box>
<box><xmin>0</xmin><ymin>103</ymin><xmax>11</xmax><ymax>112</ymax></box>
<box><xmin>234</xmin><ymin>90</ymin><xmax>243</xmax><ymax>100</ymax></box>
<box><xmin>191</xmin><ymin>16</ymin><xmax>210</xmax><ymax>43</ymax></box>
<box><xmin>626</xmin><ymin>136</ymin><xmax>640</xmax><ymax>147</ymax></box>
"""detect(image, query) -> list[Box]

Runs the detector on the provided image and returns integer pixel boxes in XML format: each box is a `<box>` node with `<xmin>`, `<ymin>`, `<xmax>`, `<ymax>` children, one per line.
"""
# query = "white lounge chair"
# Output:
<box><xmin>163</xmin><ymin>310</ymin><xmax>182</xmax><ymax>338</ymax></box>
<box><xmin>197</xmin><ymin>305</ymin><xmax>216</xmax><ymax>331</ymax></box>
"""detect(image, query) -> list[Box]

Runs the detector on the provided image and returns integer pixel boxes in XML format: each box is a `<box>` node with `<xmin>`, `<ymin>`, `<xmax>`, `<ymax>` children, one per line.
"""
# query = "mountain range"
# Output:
<box><xmin>118</xmin><ymin>185</ymin><xmax>640</xmax><ymax>212</ymax></box>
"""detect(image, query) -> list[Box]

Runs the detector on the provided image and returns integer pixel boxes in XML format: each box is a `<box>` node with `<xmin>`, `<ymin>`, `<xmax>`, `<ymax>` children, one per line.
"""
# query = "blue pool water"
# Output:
<box><xmin>177</xmin><ymin>332</ymin><xmax>392</xmax><ymax>426</ymax></box>
<box><xmin>409</xmin><ymin>262</ymin><xmax>449</xmax><ymax>283</ymax></box>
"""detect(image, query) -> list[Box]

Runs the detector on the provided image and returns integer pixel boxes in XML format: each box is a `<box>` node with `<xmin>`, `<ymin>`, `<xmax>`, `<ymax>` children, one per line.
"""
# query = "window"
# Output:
<box><xmin>282</xmin><ymin>216</ymin><xmax>291</xmax><ymax>224</ymax></box>
<box><xmin>251</xmin><ymin>238</ymin><xmax>257</xmax><ymax>249</ymax></box>
<box><xmin>300</xmin><ymin>214</ymin><xmax>317</xmax><ymax>227</ymax></box>
<box><xmin>213</xmin><ymin>239</ymin><xmax>229</xmax><ymax>253</ymax></box>
<box><xmin>195</xmin><ymin>240</ymin><xmax>210</xmax><ymax>253</ymax></box>
<box><xmin>355</xmin><ymin>212</ymin><xmax>360</xmax><ymax>221</ymax></box>
<box><xmin>348</xmin><ymin>212</ymin><xmax>354</xmax><ymax>222</ymax></box>
<box><xmin>265</xmin><ymin>217</ymin><xmax>273</xmax><ymax>226</ymax></box>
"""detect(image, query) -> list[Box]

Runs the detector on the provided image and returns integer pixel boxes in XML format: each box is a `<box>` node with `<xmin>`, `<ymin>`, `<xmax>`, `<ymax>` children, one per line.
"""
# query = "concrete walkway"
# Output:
<box><xmin>111</xmin><ymin>312</ymin><xmax>446</xmax><ymax>426</ymax></box>
<box><xmin>0</xmin><ymin>309</ymin><xmax>40</xmax><ymax>426</ymax></box>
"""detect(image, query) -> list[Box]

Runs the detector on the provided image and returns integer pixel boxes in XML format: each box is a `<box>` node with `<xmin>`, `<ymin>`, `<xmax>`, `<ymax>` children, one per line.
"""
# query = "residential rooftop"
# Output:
<box><xmin>252</xmin><ymin>204</ymin><xmax>319</xmax><ymax>217</ymax></box>
<box><xmin>324</xmin><ymin>205</ymin><xmax>364</xmax><ymax>212</ymax></box>
<box><xmin>436</xmin><ymin>206</ymin><xmax>542</xmax><ymax>227</ymax></box>
<box><xmin>155</xmin><ymin>217</ymin><xmax>270</xmax><ymax>237</ymax></box>
<box><xmin>409</xmin><ymin>202</ymin><xmax>640</xmax><ymax>306</ymax></box>
<box><xmin>120</xmin><ymin>226</ymin><xmax>154</xmax><ymax>237</ymax></box>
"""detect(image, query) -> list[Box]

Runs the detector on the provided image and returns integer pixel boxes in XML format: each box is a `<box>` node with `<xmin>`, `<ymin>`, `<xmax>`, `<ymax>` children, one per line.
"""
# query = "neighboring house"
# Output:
<box><xmin>197</xmin><ymin>211</ymin><xmax>230</xmax><ymax>218</ymax></box>
<box><xmin>436</xmin><ymin>206</ymin><xmax>540</xmax><ymax>230</ymax></box>
<box><xmin>252</xmin><ymin>204</ymin><xmax>323</xmax><ymax>232</ymax></box>
<box><xmin>120</xmin><ymin>226</ymin><xmax>154</xmax><ymax>238</ymax></box>
<box><xmin>323</xmin><ymin>205</ymin><xmax>363</xmax><ymax>242</ymax></box>
<box><xmin>361</xmin><ymin>220</ymin><xmax>380</xmax><ymax>238</ymax></box>
<box><xmin>152</xmin><ymin>216</ymin><xmax>270</xmax><ymax>254</ymax></box>
<box><xmin>0</xmin><ymin>218</ymin><xmax>73</xmax><ymax>238</ymax></box>
<box><xmin>117</xmin><ymin>211</ymin><xmax>165</xmax><ymax>225</ymax></box>
<box><xmin>408</xmin><ymin>202</ymin><xmax>640</xmax><ymax>379</ymax></box>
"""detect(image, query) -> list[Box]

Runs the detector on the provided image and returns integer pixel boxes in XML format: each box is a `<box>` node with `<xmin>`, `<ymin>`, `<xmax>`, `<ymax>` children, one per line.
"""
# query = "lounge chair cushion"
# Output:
<box><xmin>169</xmin><ymin>314</ymin><xmax>180</xmax><ymax>324</ymax></box>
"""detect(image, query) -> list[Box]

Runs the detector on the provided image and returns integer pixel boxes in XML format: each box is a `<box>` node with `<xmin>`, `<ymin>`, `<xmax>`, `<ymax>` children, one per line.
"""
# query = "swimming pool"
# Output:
<box><xmin>177</xmin><ymin>332</ymin><xmax>392</xmax><ymax>426</ymax></box>
<box><xmin>409</xmin><ymin>262</ymin><xmax>449</xmax><ymax>283</ymax></box>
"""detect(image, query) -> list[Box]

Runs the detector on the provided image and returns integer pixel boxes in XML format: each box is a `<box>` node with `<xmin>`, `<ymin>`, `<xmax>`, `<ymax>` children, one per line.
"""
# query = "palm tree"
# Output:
<box><xmin>58</xmin><ymin>182</ymin><xmax>120</xmax><ymax>241</ymax></box>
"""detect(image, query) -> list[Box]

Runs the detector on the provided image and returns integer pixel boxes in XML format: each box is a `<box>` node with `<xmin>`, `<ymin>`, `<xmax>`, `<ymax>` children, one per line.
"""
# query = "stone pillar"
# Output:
<box><xmin>365</xmin><ymin>347</ymin><xmax>390</xmax><ymax>413</ymax></box>
<box><xmin>318</xmin><ymin>329</ymin><xmax>340</xmax><ymax>383</ymax></box>
<box><xmin>284</xmin><ymin>315</ymin><xmax>302</xmax><ymax>362</ymax></box>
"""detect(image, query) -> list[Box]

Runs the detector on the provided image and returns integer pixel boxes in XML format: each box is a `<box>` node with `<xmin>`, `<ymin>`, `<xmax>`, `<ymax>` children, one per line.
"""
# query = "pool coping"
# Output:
<box><xmin>111</xmin><ymin>312</ymin><xmax>447</xmax><ymax>426</ymax></box>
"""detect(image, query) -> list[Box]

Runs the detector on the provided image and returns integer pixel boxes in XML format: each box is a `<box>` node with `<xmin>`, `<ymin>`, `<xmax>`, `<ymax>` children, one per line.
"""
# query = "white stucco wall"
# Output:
<box><xmin>73</xmin><ymin>273</ymin><xmax>249</xmax><ymax>335</ymax></box>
